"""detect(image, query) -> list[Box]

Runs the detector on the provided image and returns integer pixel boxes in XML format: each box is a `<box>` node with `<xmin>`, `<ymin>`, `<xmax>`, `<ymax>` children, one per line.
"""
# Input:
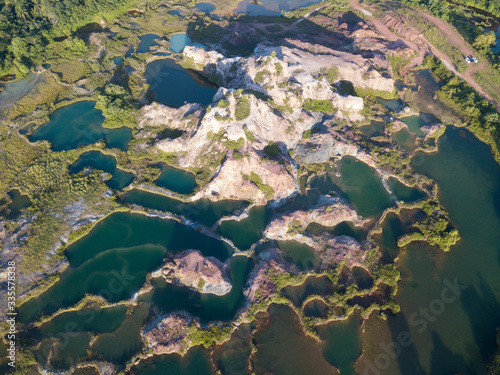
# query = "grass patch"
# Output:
<box><xmin>302</xmin><ymin>99</ymin><xmax>335</xmax><ymax>114</ymax></box>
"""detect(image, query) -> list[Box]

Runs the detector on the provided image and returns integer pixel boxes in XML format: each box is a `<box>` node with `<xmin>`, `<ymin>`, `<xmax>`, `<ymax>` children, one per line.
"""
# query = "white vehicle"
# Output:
<box><xmin>471</xmin><ymin>56</ymin><xmax>478</xmax><ymax>63</ymax></box>
<box><xmin>465</xmin><ymin>57</ymin><xmax>471</xmax><ymax>64</ymax></box>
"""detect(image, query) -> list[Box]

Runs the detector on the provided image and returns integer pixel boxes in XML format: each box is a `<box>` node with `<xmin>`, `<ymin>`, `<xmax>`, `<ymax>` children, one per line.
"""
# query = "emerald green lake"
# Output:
<box><xmin>29</xmin><ymin>101</ymin><xmax>132</xmax><ymax>151</ymax></box>
<box><xmin>252</xmin><ymin>304</ymin><xmax>337</xmax><ymax>375</ymax></box>
<box><xmin>368</xmin><ymin>127</ymin><xmax>500</xmax><ymax>374</ymax></box>
<box><xmin>144</xmin><ymin>59</ymin><xmax>217</xmax><ymax>107</ymax></box>
<box><xmin>336</xmin><ymin>156</ymin><xmax>393</xmax><ymax>217</ymax></box>
<box><xmin>400</xmin><ymin>115</ymin><xmax>426</xmax><ymax>137</ymax></box>
<box><xmin>387</xmin><ymin>177</ymin><xmax>425</xmax><ymax>203</ymax></box>
<box><xmin>146</xmin><ymin>255</ymin><xmax>252</xmax><ymax>323</ymax></box>
<box><xmin>69</xmin><ymin>151</ymin><xmax>134</xmax><ymax>190</ymax></box>
<box><xmin>218</xmin><ymin>205</ymin><xmax>272</xmax><ymax>250</ymax></box>
<box><xmin>359</xmin><ymin>120</ymin><xmax>385</xmax><ymax>138</ymax></box>
<box><xmin>18</xmin><ymin>212</ymin><xmax>232</xmax><ymax>323</ymax></box>
<box><xmin>121</xmin><ymin>189</ymin><xmax>248</xmax><ymax>226</ymax></box>
<box><xmin>282</xmin><ymin>275</ymin><xmax>335</xmax><ymax>307</ymax></box>
<box><xmin>277</xmin><ymin>240</ymin><xmax>321</xmax><ymax>270</ymax></box>
<box><xmin>319</xmin><ymin>314</ymin><xmax>362</xmax><ymax>375</ymax></box>
<box><xmin>154</xmin><ymin>163</ymin><xmax>197</xmax><ymax>194</ymax></box>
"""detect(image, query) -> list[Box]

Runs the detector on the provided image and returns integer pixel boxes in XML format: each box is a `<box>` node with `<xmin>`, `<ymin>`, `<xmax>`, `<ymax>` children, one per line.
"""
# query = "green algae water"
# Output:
<box><xmin>69</xmin><ymin>151</ymin><xmax>133</xmax><ymax>190</ymax></box>
<box><xmin>252</xmin><ymin>304</ymin><xmax>337</xmax><ymax>375</ymax></box>
<box><xmin>319</xmin><ymin>314</ymin><xmax>362</xmax><ymax>375</ymax></box>
<box><xmin>29</xmin><ymin>101</ymin><xmax>132</xmax><ymax>151</ymax></box>
<box><xmin>146</xmin><ymin>255</ymin><xmax>252</xmax><ymax>323</ymax></box>
<box><xmin>364</xmin><ymin>127</ymin><xmax>500</xmax><ymax>374</ymax></box>
<box><xmin>154</xmin><ymin>163</ymin><xmax>197</xmax><ymax>194</ymax></box>
<box><xmin>392</xmin><ymin>128</ymin><xmax>417</xmax><ymax>153</ymax></box>
<box><xmin>218</xmin><ymin>205</ymin><xmax>272</xmax><ymax>250</ymax></box>
<box><xmin>122</xmin><ymin>188</ymin><xmax>248</xmax><ymax>226</ymax></box>
<box><xmin>18</xmin><ymin>212</ymin><xmax>232</xmax><ymax>323</ymax></box>
<box><xmin>144</xmin><ymin>59</ymin><xmax>217</xmax><ymax>106</ymax></box>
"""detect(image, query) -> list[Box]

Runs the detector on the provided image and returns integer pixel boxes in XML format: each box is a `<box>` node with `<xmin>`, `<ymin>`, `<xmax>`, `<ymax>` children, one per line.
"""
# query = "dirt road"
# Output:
<box><xmin>349</xmin><ymin>0</ymin><xmax>500</xmax><ymax>111</ymax></box>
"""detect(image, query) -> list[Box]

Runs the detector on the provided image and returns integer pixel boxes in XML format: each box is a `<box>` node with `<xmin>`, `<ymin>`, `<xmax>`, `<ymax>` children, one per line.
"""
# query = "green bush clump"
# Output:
<box><xmin>96</xmin><ymin>83</ymin><xmax>136</xmax><ymax>128</ymax></box>
<box><xmin>225</xmin><ymin>137</ymin><xmax>245</xmax><ymax>150</ymax></box>
<box><xmin>302</xmin><ymin>99</ymin><xmax>335</xmax><ymax>114</ymax></box>
<box><xmin>218</xmin><ymin>99</ymin><xmax>230</xmax><ymax>108</ymax></box>
<box><xmin>244</xmin><ymin>126</ymin><xmax>255</xmax><ymax>142</ymax></box>
<box><xmin>255</xmin><ymin>69</ymin><xmax>271</xmax><ymax>84</ymax></box>
<box><xmin>250</xmin><ymin>172</ymin><xmax>275</xmax><ymax>200</ymax></box>
<box><xmin>235</xmin><ymin>99</ymin><xmax>251</xmax><ymax>121</ymax></box>
<box><xmin>263</xmin><ymin>141</ymin><xmax>281</xmax><ymax>157</ymax></box>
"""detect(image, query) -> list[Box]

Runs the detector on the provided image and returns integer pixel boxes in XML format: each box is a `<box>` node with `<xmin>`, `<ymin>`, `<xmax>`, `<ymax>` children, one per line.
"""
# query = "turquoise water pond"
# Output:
<box><xmin>29</xmin><ymin>101</ymin><xmax>132</xmax><ymax>151</ymax></box>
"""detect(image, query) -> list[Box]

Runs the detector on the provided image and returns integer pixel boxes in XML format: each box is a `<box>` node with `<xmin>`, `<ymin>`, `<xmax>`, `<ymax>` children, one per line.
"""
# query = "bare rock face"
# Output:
<box><xmin>161</xmin><ymin>250</ymin><xmax>232</xmax><ymax>296</ymax></box>
<box><xmin>243</xmin><ymin>247</ymin><xmax>288</xmax><ymax>304</ymax></box>
<box><xmin>421</xmin><ymin>123</ymin><xmax>444</xmax><ymax>139</ymax></box>
<box><xmin>320</xmin><ymin>235</ymin><xmax>366</xmax><ymax>268</ymax></box>
<box><xmin>139</xmin><ymin>42</ymin><xmax>394</xmax><ymax>203</ymax></box>
<box><xmin>264</xmin><ymin>196</ymin><xmax>367</xmax><ymax>240</ymax></box>
<box><xmin>143</xmin><ymin>313</ymin><xmax>192</xmax><ymax>355</ymax></box>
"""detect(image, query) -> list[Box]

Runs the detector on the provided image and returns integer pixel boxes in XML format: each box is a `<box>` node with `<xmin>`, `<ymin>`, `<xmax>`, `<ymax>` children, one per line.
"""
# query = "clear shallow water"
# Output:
<box><xmin>18</xmin><ymin>212</ymin><xmax>232</xmax><ymax>323</ymax></box>
<box><xmin>69</xmin><ymin>151</ymin><xmax>134</xmax><ymax>190</ymax></box>
<box><xmin>387</xmin><ymin>177</ymin><xmax>425</xmax><ymax>203</ymax></box>
<box><xmin>154</xmin><ymin>163</ymin><xmax>197</xmax><ymax>194</ymax></box>
<box><xmin>234</xmin><ymin>0</ymin><xmax>322</xmax><ymax>16</ymax></box>
<box><xmin>169</xmin><ymin>33</ymin><xmax>192</xmax><ymax>53</ymax></box>
<box><xmin>29</xmin><ymin>101</ymin><xmax>132</xmax><ymax>151</ymax></box>
<box><xmin>400</xmin><ymin>115</ymin><xmax>426</xmax><ymax>137</ymax></box>
<box><xmin>192</xmin><ymin>2</ymin><xmax>216</xmax><ymax>13</ymax></box>
<box><xmin>377</xmin><ymin>98</ymin><xmax>404</xmax><ymax>112</ymax></box>
<box><xmin>122</xmin><ymin>189</ymin><xmax>248</xmax><ymax>227</ymax></box>
<box><xmin>111</xmin><ymin>56</ymin><xmax>124</xmax><ymax>65</ymax></box>
<box><xmin>366</xmin><ymin>127</ymin><xmax>500</xmax><ymax>374</ymax></box>
<box><xmin>144</xmin><ymin>59</ymin><xmax>217</xmax><ymax>107</ymax></box>
<box><xmin>218</xmin><ymin>205</ymin><xmax>272</xmax><ymax>250</ymax></box>
<box><xmin>137</xmin><ymin>34</ymin><xmax>160</xmax><ymax>53</ymax></box>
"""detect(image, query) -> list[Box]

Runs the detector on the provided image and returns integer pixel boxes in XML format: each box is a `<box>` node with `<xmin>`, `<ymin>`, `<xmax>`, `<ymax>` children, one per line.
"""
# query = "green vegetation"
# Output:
<box><xmin>287</xmin><ymin>219</ymin><xmax>304</xmax><ymax>235</ymax></box>
<box><xmin>263</xmin><ymin>141</ymin><xmax>281</xmax><ymax>158</ymax></box>
<box><xmin>302</xmin><ymin>99</ymin><xmax>335</xmax><ymax>114</ymax></box>
<box><xmin>0</xmin><ymin>0</ymin><xmax>137</xmax><ymax>75</ymax></box>
<box><xmin>249</xmin><ymin>172</ymin><xmax>275</xmax><ymax>200</ymax></box>
<box><xmin>225</xmin><ymin>137</ymin><xmax>245</xmax><ymax>150</ymax></box>
<box><xmin>397</xmin><ymin>199</ymin><xmax>461</xmax><ymax>251</ymax></box>
<box><xmin>255</xmin><ymin>69</ymin><xmax>271</xmax><ymax>84</ymax></box>
<box><xmin>218</xmin><ymin>99</ymin><xmax>230</xmax><ymax>108</ymax></box>
<box><xmin>187</xmin><ymin>323</ymin><xmax>233</xmax><ymax>348</ymax></box>
<box><xmin>235</xmin><ymin>98</ymin><xmax>251</xmax><ymax>121</ymax></box>
<box><xmin>244</xmin><ymin>126</ymin><xmax>255</xmax><ymax>142</ymax></box>
<box><xmin>322</xmin><ymin>66</ymin><xmax>340</xmax><ymax>84</ymax></box>
<box><xmin>424</xmin><ymin>55</ymin><xmax>500</xmax><ymax>162</ymax></box>
<box><xmin>95</xmin><ymin>83</ymin><xmax>137</xmax><ymax>128</ymax></box>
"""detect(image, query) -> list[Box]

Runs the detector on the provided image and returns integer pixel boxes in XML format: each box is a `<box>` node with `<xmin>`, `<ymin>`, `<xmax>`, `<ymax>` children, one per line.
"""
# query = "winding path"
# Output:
<box><xmin>349</xmin><ymin>0</ymin><xmax>500</xmax><ymax>111</ymax></box>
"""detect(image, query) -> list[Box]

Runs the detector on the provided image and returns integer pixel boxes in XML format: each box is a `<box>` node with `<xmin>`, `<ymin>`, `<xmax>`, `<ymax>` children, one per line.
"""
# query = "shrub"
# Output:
<box><xmin>235</xmin><ymin>99</ymin><xmax>251</xmax><ymax>121</ymax></box>
<box><xmin>302</xmin><ymin>99</ymin><xmax>335</xmax><ymax>114</ymax></box>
